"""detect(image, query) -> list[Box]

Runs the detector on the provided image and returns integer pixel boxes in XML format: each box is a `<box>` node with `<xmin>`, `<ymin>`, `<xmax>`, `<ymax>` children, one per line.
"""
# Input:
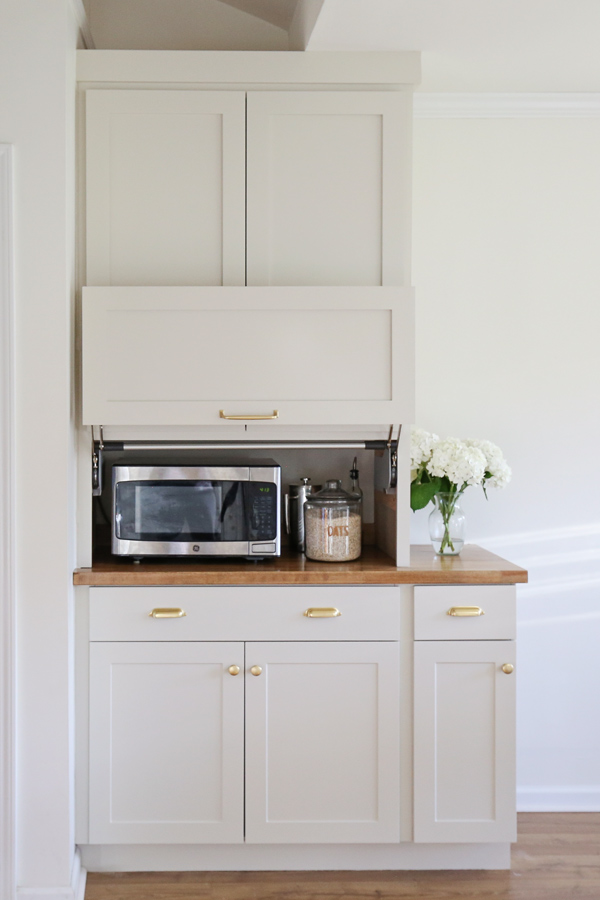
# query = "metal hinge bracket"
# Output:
<box><xmin>91</xmin><ymin>425</ymin><xmax>104</xmax><ymax>496</ymax></box>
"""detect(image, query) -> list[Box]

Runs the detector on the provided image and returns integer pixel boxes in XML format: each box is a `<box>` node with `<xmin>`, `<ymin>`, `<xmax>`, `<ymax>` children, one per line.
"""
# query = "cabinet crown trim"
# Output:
<box><xmin>76</xmin><ymin>50</ymin><xmax>421</xmax><ymax>86</ymax></box>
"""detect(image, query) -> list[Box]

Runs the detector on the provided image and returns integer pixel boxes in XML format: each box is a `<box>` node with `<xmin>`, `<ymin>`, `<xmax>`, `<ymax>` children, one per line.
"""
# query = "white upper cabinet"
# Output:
<box><xmin>85</xmin><ymin>90</ymin><xmax>246</xmax><ymax>287</ymax></box>
<box><xmin>81</xmin><ymin>61</ymin><xmax>416</xmax><ymax>427</ymax></box>
<box><xmin>81</xmin><ymin>285</ymin><xmax>414</xmax><ymax>426</ymax></box>
<box><xmin>85</xmin><ymin>88</ymin><xmax>411</xmax><ymax>290</ymax></box>
<box><xmin>246</xmin><ymin>92</ymin><xmax>411</xmax><ymax>287</ymax></box>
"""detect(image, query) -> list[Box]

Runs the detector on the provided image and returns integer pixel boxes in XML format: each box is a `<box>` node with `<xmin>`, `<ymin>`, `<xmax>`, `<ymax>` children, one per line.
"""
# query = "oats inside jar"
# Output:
<box><xmin>304</xmin><ymin>507</ymin><xmax>362</xmax><ymax>562</ymax></box>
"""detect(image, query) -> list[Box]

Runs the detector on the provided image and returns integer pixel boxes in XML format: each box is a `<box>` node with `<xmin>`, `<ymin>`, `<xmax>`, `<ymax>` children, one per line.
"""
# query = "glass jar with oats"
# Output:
<box><xmin>304</xmin><ymin>480</ymin><xmax>362</xmax><ymax>562</ymax></box>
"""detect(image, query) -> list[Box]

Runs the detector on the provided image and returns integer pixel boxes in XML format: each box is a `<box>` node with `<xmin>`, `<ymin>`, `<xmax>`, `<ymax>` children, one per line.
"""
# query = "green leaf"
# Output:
<box><xmin>411</xmin><ymin>478</ymin><xmax>442</xmax><ymax>511</ymax></box>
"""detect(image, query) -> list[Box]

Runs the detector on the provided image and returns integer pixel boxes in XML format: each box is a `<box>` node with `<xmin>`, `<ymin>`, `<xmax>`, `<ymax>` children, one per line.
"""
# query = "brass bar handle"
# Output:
<box><xmin>219</xmin><ymin>410</ymin><xmax>279</xmax><ymax>420</ymax></box>
<box><xmin>303</xmin><ymin>607</ymin><xmax>342</xmax><ymax>618</ymax></box>
<box><xmin>447</xmin><ymin>606</ymin><xmax>485</xmax><ymax>617</ymax></box>
<box><xmin>149</xmin><ymin>608</ymin><xmax>186</xmax><ymax>618</ymax></box>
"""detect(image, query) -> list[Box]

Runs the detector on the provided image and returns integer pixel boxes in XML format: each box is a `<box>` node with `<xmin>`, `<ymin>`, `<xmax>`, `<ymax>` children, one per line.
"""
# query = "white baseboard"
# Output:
<box><xmin>79</xmin><ymin>841</ymin><xmax>511</xmax><ymax>872</ymax></box>
<box><xmin>518</xmin><ymin>787</ymin><xmax>600</xmax><ymax>812</ymax></box>
<box><xmin>17</xmin><ymin>851</ymin><xmax>86</xmax><ymax>900</ymax></box>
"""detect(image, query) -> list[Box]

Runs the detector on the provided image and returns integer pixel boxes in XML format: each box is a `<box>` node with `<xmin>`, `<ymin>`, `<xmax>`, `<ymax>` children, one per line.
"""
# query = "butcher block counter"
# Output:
<box><xmin>73</xmin><ymin>543</ymin><xmax>527</xmax><ymax>587</ymax></box>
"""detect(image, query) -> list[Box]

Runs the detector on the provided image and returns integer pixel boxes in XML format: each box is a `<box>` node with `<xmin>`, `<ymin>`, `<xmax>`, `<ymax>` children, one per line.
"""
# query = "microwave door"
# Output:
<box><xmin>116</xmin><ymin>481</ymin><xmax>226</xmax><ymax>542</ymax></box>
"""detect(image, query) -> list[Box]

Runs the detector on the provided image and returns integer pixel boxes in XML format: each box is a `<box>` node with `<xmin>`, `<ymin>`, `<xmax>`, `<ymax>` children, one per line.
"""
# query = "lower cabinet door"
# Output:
<box><xmin>245</xmin><ymin>641</ymin><xmax>400</xmax><ymax>843</ymax></box>
<box><xmin>89</xmin><ymin>641</ymin><xmax>244</xmax><ymax>843</ymax></box>
<box><xmin>413</xmin><ymin>640</ymin><xmax>516</xmax><ymax>843</ymax></box>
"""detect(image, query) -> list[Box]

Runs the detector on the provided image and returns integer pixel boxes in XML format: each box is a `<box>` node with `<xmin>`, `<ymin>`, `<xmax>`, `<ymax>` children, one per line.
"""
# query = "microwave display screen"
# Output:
<box><xmin>115</xmin><ymin>480</ymin><xmax>277</xmax><ymax>542</ymax></box>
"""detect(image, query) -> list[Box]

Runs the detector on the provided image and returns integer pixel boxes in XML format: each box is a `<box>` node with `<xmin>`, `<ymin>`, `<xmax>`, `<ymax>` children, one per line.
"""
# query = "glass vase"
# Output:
<box><xmin>428</xmin><ymin>492</ymin><xmax>466</xmax><ymax>555</ymax></box>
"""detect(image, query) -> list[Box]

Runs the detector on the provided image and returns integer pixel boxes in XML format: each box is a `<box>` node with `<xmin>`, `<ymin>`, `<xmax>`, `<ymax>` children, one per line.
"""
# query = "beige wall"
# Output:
<box><xmin>412</xmin><ymin>114</ymin><xmax>600</xmax><ymax>808</ymax></box>
<box><xmin>412</xmin><ymin>115</ymin><xmax>600</xmax><ymax>541</ymax></box>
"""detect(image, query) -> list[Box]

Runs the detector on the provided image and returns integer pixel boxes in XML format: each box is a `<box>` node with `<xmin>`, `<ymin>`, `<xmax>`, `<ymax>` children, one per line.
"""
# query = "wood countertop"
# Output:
<box><xmin>73</xmin><ymin>544</ymin><xmax>527</xmax><ymax>587</ymax></box>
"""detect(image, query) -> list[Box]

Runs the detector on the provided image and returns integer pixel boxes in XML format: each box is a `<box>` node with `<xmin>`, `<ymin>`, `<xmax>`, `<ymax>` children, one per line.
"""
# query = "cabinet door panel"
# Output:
<box><xmin>86</xmin><ymin>90</ymin><xmax>245</xmax><ymax>287</ymax></box>
<box><xmin>82</xmin><ymin>285</ymin><xmax>414</xmax><ymax>426</ymax></box>
<box><xmin>89</xmin><ymin>641</ymin><xmax>244</xmax><ymax>843</ymax></box>
<box><xmin>247</xmin><ymin>91</ymin><xmax>411</xmax><ymax>287</ymax></box>
<box><xmin>414</xmin><ymin>641</ymin><xmax>516</xmax><ymax>843</ymax></box>
<box><xmin>245</xmin><ymin>641</ymin><xmax>400</xmax><ymax>843</ymax></box>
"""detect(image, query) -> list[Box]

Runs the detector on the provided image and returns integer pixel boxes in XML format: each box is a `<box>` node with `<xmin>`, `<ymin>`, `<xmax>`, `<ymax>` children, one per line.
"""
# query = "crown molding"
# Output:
<box><xmin>414</xmin><ymin>92</ymin><xmax>600</xmax><ymax>118</ymax></box>
<box><xmin>69</xmin><ymin>0</ymin><xmax>95</xmax><ymax>50</ymax></box>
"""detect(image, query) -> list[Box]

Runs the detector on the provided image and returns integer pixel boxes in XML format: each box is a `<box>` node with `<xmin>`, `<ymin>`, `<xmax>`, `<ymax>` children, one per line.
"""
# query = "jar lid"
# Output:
<box><xmin>309</xmin><ymin>479</ymin><xmax>361</xmax><ymax>504</ymax></box>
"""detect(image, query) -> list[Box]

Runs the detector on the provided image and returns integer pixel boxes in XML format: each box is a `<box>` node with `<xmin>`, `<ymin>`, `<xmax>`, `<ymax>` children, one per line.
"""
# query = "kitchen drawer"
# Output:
<box><xmin>89</xmin><ymin>585</ymin><xmax>400</xmax><ymax>642</ymax></box>
<box><xmin>414</xmin><ymin>586</ymin><xmax>516</xmax><ymax>641</ymax></box>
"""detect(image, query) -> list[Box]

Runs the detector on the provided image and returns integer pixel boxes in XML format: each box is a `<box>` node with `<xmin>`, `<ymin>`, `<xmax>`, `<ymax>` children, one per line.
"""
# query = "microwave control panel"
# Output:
<box><xmin>247</xmin><ymin>482</ymin><xmax>278</xmax><ymax>540</ymax></box>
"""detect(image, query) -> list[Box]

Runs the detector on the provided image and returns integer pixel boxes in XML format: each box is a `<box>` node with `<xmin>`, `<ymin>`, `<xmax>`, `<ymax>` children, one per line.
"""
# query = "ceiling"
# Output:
<box><xmin>85</xmin><ymin>0</ymin><xmax>600</xmax><ymax>91</ymax></box>
<box><xmin>217</xmin><ymin>0</ymin><xmax>300</xmax><ymax>31</ymax></box>
<box><xmin>309</xmin><ymin>0</ymin><xmax>600</xmax><ymax>91</ymax></box>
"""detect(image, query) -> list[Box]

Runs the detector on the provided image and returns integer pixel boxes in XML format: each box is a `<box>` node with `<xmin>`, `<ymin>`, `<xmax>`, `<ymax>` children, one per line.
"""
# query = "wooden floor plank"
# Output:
<box><xmin>85</xmin><ymin>813</ymin><xmax>600</xmax><ymax>900</ymax></box>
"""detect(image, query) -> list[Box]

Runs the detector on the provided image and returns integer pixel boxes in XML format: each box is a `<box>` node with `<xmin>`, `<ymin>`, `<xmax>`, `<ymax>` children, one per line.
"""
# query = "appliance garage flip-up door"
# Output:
<box><xmin>81</xmin><ymin>286</ymin><xmax>415</xmax><ymax>427</ymax></box>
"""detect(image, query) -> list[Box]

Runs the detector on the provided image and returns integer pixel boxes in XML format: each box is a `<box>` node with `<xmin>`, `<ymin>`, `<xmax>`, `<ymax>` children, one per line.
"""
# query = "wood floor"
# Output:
<box><xmin>84</xmin><ymin>813</ymin><xmax>600</xmax><ymax>900</ymax></box>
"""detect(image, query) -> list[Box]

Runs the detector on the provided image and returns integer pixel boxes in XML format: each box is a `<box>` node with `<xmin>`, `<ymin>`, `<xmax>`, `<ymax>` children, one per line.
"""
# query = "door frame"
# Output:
<box><xmin>0</xmin><ymin>143</ymin><xmax>16</xmax><ymax>900</ymax></box>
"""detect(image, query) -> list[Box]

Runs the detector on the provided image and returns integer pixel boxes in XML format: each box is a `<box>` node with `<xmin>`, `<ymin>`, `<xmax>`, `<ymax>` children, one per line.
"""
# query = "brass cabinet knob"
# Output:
<box><xmin>228</xmin><ymin>665</ymin><xmax>240</xmax><ymax>676</ymax></box>
<box><xmin>250</xmin><ymin>665</ymin><xmax>263</xmax><ymax>676</ymax></box>
<box><xmin>501</xmin><ymin>663</ymin><xmax>514</xmax><ymax>675</ymax></box>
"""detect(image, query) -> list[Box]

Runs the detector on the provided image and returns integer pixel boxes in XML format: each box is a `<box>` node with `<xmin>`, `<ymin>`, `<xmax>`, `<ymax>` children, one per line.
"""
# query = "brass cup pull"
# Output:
<box><xmin>501</xmin><ymin>663</ymin><xmax>514</xmax><ymax>675</ymax></box>
<box><xmin>303</xmin><ymin>607</ymin><xmax>342</xmax><ymax>618</ymax></box>
<box><xmin>228</xmin><ymin>665</ymin><xmax>241</xmax><ymax>676</ymax></box>
<box><xmin>149</xmin><ymin>608</ymin><xmax>186</xmax><ymax>618</ymax></box>
<box><xmin>219</xmin><ymin>410</ymin><xmax>279</xmax><ymax>420</ymax></box>
<box><xmin>447</xmin><ymin>606</ymin><xmax>484</xmax><ymax>617</ymax></box>
<box><xmin>250</xmin><ymin>666</ymin><xmax>263</xmax><ymax>676</ymax></box>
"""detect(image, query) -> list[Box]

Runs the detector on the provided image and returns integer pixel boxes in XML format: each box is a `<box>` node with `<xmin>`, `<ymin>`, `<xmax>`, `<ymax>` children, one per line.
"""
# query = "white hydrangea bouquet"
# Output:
<box><xmin>410</xmin><ymin>426</ymin><xmax>511</xmax><ymax>554</ymax></box>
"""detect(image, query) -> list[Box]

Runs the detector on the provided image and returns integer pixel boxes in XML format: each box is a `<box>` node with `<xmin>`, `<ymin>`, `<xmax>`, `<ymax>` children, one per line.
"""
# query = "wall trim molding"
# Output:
<box><xmin>68</xmin><ymin>0</ymin><xmax>95</xmax><ymax>49</ymax></box>
<box><xmin>16</xmin><ymin>851</ymin><xmax>86</xmax><ymax>900</ymax></box>
<box><xmin>0</xmin><ymin>144</ymin><xmax>16</xmax><ymax>900</ymax></box>
<box><xmin>518</xmin><ymin>787</ymin><xmax>600</xmax><ymax>812</ymax></box>
<box><xmin>414</xmin><ymin>92</ymin><xmax>600</xmax><ymax>118</ymax></box>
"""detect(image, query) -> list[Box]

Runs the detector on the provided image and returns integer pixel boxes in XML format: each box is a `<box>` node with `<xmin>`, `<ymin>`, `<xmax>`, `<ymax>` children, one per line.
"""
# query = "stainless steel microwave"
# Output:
<box><xmin>112</xmin><ymin>461</ymin><xmax>281</xmax><ymax>559</ymax></box>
